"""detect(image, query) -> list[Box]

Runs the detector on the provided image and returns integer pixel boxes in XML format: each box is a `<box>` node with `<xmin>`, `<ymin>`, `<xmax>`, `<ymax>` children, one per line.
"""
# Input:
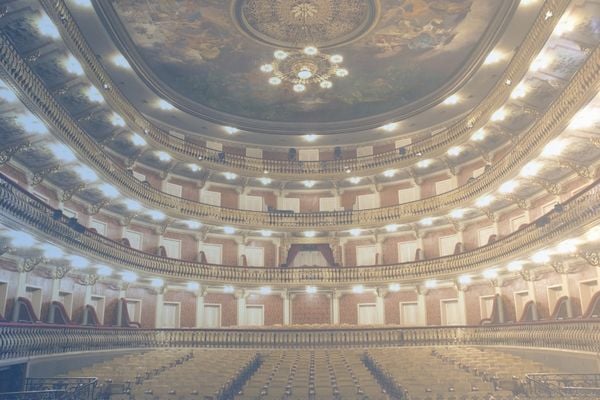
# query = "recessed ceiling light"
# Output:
<box><xmin>447</xmin><ymin>146</ymin><xmax>462</xmax><ymax>157</ymax></box>
<box><xmin>147</xmin><ymin>210</ymin><xmax>166</xmax><ymax>221</ymax></box>
<box><xmin>259</xmin><ymin>177</ymin><xmax>272</xmax><ymax>185</ymax></box>
<box><xmin>330</xmin><ymin>54</ymin><xmax>343</xmax><ymax>63</ymax></box>
<box><xmin>484</xmin><ymin>50</ymin><xmax>504</xmax><ymax>65</ymax></box>
<box><xmin>223</xmin><ymin>226</ymin><xmax>235</xmax><ymax>234</ymax></box>
<box><xmin>388</xmin><ymin>283</ymin><xmax>401</xmax><ymax>292</ymax></box>
<box><xmin>260</xmin><ymin>286</ymin><xmax>272</xmax><ymax>295</ymax></box>
<box><xmin>224</xmin><ymin>172</ymin><xmax>237</xmax><ymax>180</ymax></box>
<box><xmin>499</xmin><ymin>180</ymin><xmax>518</xmax><ymax>194</ymax></box>
<box><xmin>303</xmin><ymin>46</ymin><xmax>318</xmax><ymax>55</ymax></box>
<box><xmin>349</xmin><ymin>177</ymin><xmax>361</xmax><ymax>184</ymax></box>
<box><xmin>96</xmin><ymin>265</ymin><xmax>113</xmax><ymax>276</ymax></box>
<box><xmin>274</xmin><ymin>50</ymin><xmax>288</xmax><ymax>60</ymax></box>
<box><xmin>303</xmin><ymin>180</ymin><xmax>316</xmax><ymax>188</ymax></box>
<box><xmin>223</xmin><ymin>285</ymin><xmax>235</xmax><ymax>293</ymax></box>
<box><xmin>475</xmin><ymin>195</ymin><xmax>494</xmax><ymax>208</ymax></box>
<box><xmin>156</xmin><ymin>99</ymin><xmax>175</xmax><ymax>111</ymax></box>
<box><xmin>187</xmin><ymin>282</ymin><xmax>200</xmax><ymax>291</ymax></box>
<box><xmin>530</xmin><ymin>53</ymin><xmax>552</xmax><ymax>72</ymax></box>
<box><xmin>188</xmin><ymin>163</ymin><xmax>201</xmax><ymax>172</ymax></box>
<box><xmin>381</xmin><ymin>123</ymin><xmax>398</xmax><ymax>132</ymax></box>
<box><xmin>269</xmin><ymin>77</ymin><xmax>282</xmax><ymax>85</ymax></box>
<box><xmin>123</xmin><ymin>199</ymin><xmax>142</xmax><ymax>211</ymax></box>
<box><xmin>383</xmin><ymin>169</ymin><xmax>395</xmax><ymax>177</ymax></box>
<box><xmin>458</xmin><ymin>275</ymin><xmax>472</xmax><ymax>285</ymax></box>
<box><xmin>223</xmin><ymin>126</ymin><xmax>239</xmax><ymax>134</ymax></box>
<box><xmin>335</xmin><ymin>68</ymin><xmax>349</xmax><ymax>77</ymax></box>
<box><xmin>293</xmin><ymin>84</ymin><xmax>306</xmax><ymax>92</ymax></box>
<box><xmin>471</xmin><ymin>129</ymin><xmax>485</xmax><ymax>141</ymax></box>
<box><xmin>68</xmin><ymin>255</ymin><xmax>89</xmax><ymax>269</ymax></box>
<box><xmin>156</xmin><ymin>151</ymin><xmax>172</xmax><ymax>162</ymax></box>
<box><xmin>260</xmin><ymin>64</ymin><xmax>274</xmax><ymax>73</ymax></box>
<box><xmin>304</xmin><ymin>231</ymin><xmax>316</xmax><ymax>238</ymax></box>
<box><xmin>35</xmin><ymin>14</ymin><xmax>60</xmax><ymax>39</ymax></box>
<box><xmin>150</xmin><ymin>278</ymin><xmax>164</xmax><ymax>287</ymax></box>
<box><xmin>16</xmin><ymin>113</ymin><xmax>48</xmax><ymax>135</ymax></box>
<box><xmin>98</xmin><ymin>183</ymin><xmax>119</xmax><ymax>198</ymax></box>
<box><xmin>306</xmin><ymin>286</ymin><xmax>317</xmax><ymax>294</ymax></box>
<box><xmin>304</xmin><ymin>134</ymin><xmax>318</xmax><ymax>142</ymax></box>
<box><xmin>520</xmin><ymin>161</ymin><xmax>542</xmax><ymax>177</ymax></box>
<box><xmin>39</xmin><ymin>243</ymin><xmax>64</xmax><ymax>259</ymax></box>
<box><xmin>0</xmin><ymin>80</ymin><xmax>17</xmax><ymax>103</ymax></box>
<box><xmin>443</xmin><ymin>94</ymin><xmax>460</xmax><ymax>105</ymax></box>
<box><xmin>507</xmin><ymin>261</ymin><xmax>524</xmax><ymax>272</ymax></box>
<box><xmin>260</xmin><ymin>230</ymin><xmax>272</xmax><ymax>237</ymax></box>
<box><xmin>73</xmin><ymin>165</ymin><xmax>98</xmax><ymax>182</ymax></box>
<box><xmin>48</xmin><ymin>143</ymin><xmax>77</xmax><ymax>163</ymax></box>
<box><xmin>121</xmin><ymin>271</ymin><xmax>137</xmax><ymax>283</ymax></box>
<box><xmin>130</xmin><ymin>133</ymin><xmax>146</xmax><ymax>147</ymax></box>
<box><xmin>449</xmin><ymin>209</ymin><xmax>466</xmax><ymax>219</ymax></box>
<box><xmin>424</xmin><ymin>280</ymin><xmax>437</xmax><ymax>289</ymax></box>
<box><xmin>319</xmin><ymin>80</ymin><xmax>333</xmax><ymax>89</ymax></box>
<box><xmin>8</xmin><ymin>231</ymin><xmax>36</xmax><ymax>247</ymax></box>
<box><xmin>420</xmin><ymin>217</ymin><xmax>433</xmax><ymax>226</ymax></box>
<box><xmin>83</xmin><ymin>85</ymin><xmax>104</xmax><ymax>103</ymax></box>
<box><xmin>385</xmin><ymin>224</ymin><xmax>398</xmax><ymax>232</ymax></box>
<box><xmin>531</xmin><ymin>250</ymin><xmax>551</xmax><ymax>263</ymax></box>
<box><xmin>491</xmin><ymin>107</ymin><xmax>506</xmax><ymax>121</ymax></box>
<box><xmin>110</xmin><ymin>113</ymin><xmax>126</xmax><ymax>127</ymax></box>
<box><xmin>416</xmin><ymin>159</ymin><xmax>432</xmax><ymax>168</ymax></box>
<box><xmin>62</xmin><ymin>54</ymin><xmax>84</xmax><ymax>76</ymax></box>
<box><xmin>185</xmin><ymin>220</ymin><xmax>202</xmax><ymax>229</ymax></box>
<box><xmin>111</xmin><ymin>54</ymin><xmax>131</xmax><ymax>70</ymax></box>
<box><xmin>510</xmin><ymin>83</ymin><xmax>528</xmax><ymax>99</ymax></box>
<box><xmin>349</xmin><ymin>228</ymin><xmax>361</xmax><ymax>236</ymax></box>
<box><xmin>542</xmin><ymin>139</ymin><xmax>567</xmax><ymax>157</ymax></box>
<box><xmin>352</xmin><ymin>285</ymin><xmax>364</xmax><ymax>294</ymax></box>
<box><xmin>482</xmin><ymin>269</ymin><xmax>498</xmax><ymax>279</ymax></box>
<box><xmin>555</xmin><ymin>239</ymin><xmax>579</xmax><ymax>254</ymax></box>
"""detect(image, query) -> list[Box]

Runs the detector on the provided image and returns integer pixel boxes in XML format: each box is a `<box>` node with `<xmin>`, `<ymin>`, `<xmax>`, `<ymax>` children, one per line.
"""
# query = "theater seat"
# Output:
<box><xmin>48</xmin><ymin>301</ymin><xmax>75</xmax><ymax>325</ymax></box>
<box><xmin>12</xmin><ymin>296</ymin><xmax>40</xmax><ymax>323</ymax></box>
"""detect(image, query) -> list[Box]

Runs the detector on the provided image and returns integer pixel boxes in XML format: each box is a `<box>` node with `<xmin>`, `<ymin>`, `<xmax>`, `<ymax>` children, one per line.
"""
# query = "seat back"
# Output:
<box><xmin>480</xmin><ymin>294</ymin><xmax>501</xmax><ymax>325</ymax></box>
<box><xmin>49</xmin><ymin>300</ymin><xmax>73</xmax><ymax>325</ymax></box>
<box><xmin>198</xmin><ymin>250</ymin><xmax>207</xmax><ymax>264</ymax></box>
<box><xmin>119</xmin><ymin>298</ymin><xmax>141</xmax><ymax>328</ymax></box>
<box><xmin>82</xmin><ymin>304</ymin><xmax>101</xmax><ymax>326</ymax></box>
<box><xmin>156</xmin><ymin>246</ymin><xmax>167</xmax><ymax>257</ymax></box>
<box><xmin>120</xmin><ymin>237</ymin><xmax>131</xmax><ymax>247</ymax></box>
<box><xmin>582</xmin><ymin>290</ymin><xmax>600</xmax><ymax>318</ymax></box>
<box><xmin>550</xmin><ymin>296</ymin><xmax>570</xmax><ymax>320</ymax></box>
<box><xmin>13</xmin><ymin>296</ymin><xmax>39</xmax><ymax>323</ymax></box>
<box><xmin>453</xmin><ymin>242</ymin><xmax>465</xmax><ymax>254</ymax></box>
<box><xmin>518</xmin><ymin>300</ymin><xmax>537</xmax><ymax>322</ymax></box>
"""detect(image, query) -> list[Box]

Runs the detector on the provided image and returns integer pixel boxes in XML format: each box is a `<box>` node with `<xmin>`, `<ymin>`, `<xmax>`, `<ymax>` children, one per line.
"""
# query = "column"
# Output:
<box><xmin>375</xmin><ymin>239</ymin><xmax>384</xmax><ymax>265</ymax></box>
<box><xmin>416</xmin><ymin>286</ymin><xmax>427</xmax><ymax>326</ymax></box>
<box><xmin>456</xmin><ymin>283</ymin><xmax>467</xmax><ymax>325</ymax></box>
<box><xmin>375</xmin><ymin>288</ymin><xmax>386</xmax><ymax>324</ymax></box>
<box><xmin>154</xmin><ymin>286</ymin><xmax>166</xmax><ymax>328</ymax></box>
<box><xmin>282</xmin><ymin>290</ymin><xmax>291</xmax><ymax>325</ymax></box>
<box><xmin>236</xmin><ymin>289</ymin><xmax>247</xmax><ymax>326</ymax></box>
<box><xmin>522</xmin><ymin>270</ymin><xmax>539</xmax><ymax>321</ymax></box>
<box><xmin>47</xmin><ymin>266</ymin><xmax>66</xmax><ymax>323</ymax></box>
<box><xmin>80</xmin><ymin>274</ymin><xmax>97</xmax><ymax>326</ymax></box>
<box><xmin>560</xmin><ymin>273</ymin><xmax>574</xmax><ymax>318</ymax></box>
<box><xmin>12</xmin><ymin>260</ymin><xmax>37</xmax><ymax>322</ymax></box>
<box><xmin>237</xmin><ymin>240</ymin><xmax>246</xmax><ymax>266</ymax></box>
<box><xmin>492</xmin><ymin>280</ymin><xmax>505</xmax><ymax>324</ymax></box>
<box><xmin>116</xmin><ymin>283</ymin><xmax>128</xmax><ymax>327</ymax></box>
<box><xmin>332</xmin><ymin>291</ymin><xmax>341</xmax><ymax>325</ymax></box>
<box><xmin>195</xmin><ymin>288</ymin><xmax>206</xmax><ymax>328</ymax></box>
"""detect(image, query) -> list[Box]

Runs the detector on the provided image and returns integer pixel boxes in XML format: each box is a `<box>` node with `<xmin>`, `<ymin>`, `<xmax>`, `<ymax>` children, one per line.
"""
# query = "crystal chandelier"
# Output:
<box><xmin>260</xmin><ymin>46</ymin><xmax>348</xmax><ymax>93</ymax></box>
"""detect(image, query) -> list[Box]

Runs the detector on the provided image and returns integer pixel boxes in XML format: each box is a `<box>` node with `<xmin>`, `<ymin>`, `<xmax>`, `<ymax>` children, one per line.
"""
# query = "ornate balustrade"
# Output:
<box><xmin>1</xmin><ymin>5</ymin><xmax>599</xmax><ymax>231</ymax></box>
<box><xmin>1</xmin><ymin>320</ymin><xmax>600</xmax><ymax>361</ymax></box>
<box><xmin>0</xmin><ymin>173</ymin><xmax>599</xmax><ymax>285</ymax></box>
<box><xmin>41</xmin><ymin>0</ymin><xmax>565</xmax><ymax>180</ymax></box>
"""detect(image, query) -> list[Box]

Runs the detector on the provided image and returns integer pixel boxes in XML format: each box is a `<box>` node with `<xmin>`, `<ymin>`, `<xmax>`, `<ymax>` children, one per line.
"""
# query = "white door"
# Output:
<box><xmin>510</xmin><ymin>214</ymin><xmax>528</xmax><ymax>232</ymax></box>
<box><xmin>203</xmin><ymin>305</ymin><xmax>221</xmax><ymax>328</ymax></box>
<box><xmin>161</xmin><ymin>238</ymin><xmax>181</xmax><ymax>259</ymax></box>
<box><xmin>400</xmin><ymin>303</ymin><xmax>419</xmax><ymax>326</ymax></box>
<box><xmin>356</xmin><ymin>146</ymin><xmax>373</xmax><ymax>157</ymax></box>
<box><xmin>200</xmin><ymin>190</ymin><xmax>221</xmax><ymax>206</ymax></box>
<box><xmin>398</xmin><ymin>241</ymin><xmax>417</xmax><ymax>263</ymax></box>
<box><xmin>439</xmin><ymin>235</ymin><xmax>459</xmax><ymax>257</ymax></box>
<box><xmin>397</xmin><ymin>187</ymin><xmax>419</xmax><ymax>203</ymax></box>
<box><xmin>241</xmin><ymin>195</ymin><xmax>263</xmax><ymax>211</ymax></box>
<box><xmin>245</xmin><ymin>246</ymin><xmax>264</xmax><ymax>267</ymax></box>
<box><xmin>514</xmin><ymin>291</ymin><xmax>531</xmax><ymax>319</ymax></box>
<box><xmin>246</xmin><ymin>148</ymin><xmax>262</xmax><ymax>158</ymax></box>
<box><xmin>580</xmin><ymin>280</ymin><xmax>599</xmax><ymax>313</ymax></box>
<box><xmin>358</xmin><ymin>304</ymin><xmax>377</xmax><ymax>325</ymax></box>
<box><xmin>356</xmin><ymin>245</ymin><xmax>377</xmax><ymax>266</ymax></box>
<box><xmin>478</xmin><ymin>226</ymin><xmax>496</xmax><ymax>247</ymax></box>
<box><xmin>162</xmin><ymin>303</ymin><xmax>180</xmax><ymax>328</ymax></box>
<box><xmin>164</xmin><ymin>182</ymin><xmax>182</xmax><ymax>197</ymax></box>
<box><xmin>126</xmin><ymin>300</ymin><xmax>141</xmax><ymax>323</ymax></box>
<box><xmin>245</xmin><ymin>305</ymin><xmax>264</xmax><ymax>326</ymax></box>
<box><xmin>319</xmin><ymin>197</ymin><xmax>337</xmax><ymax>212</ymax></box>
<box><xmin>357</xmin><ymin>193</ymin><xmax>379</xmax><ymax>210</ymax></box>
<box><xmin>472</xmin><ymin>166</ymin><xmax>486</xmax><ymax>178</ymax></box>
<box><xmin>299</xmin><ymin>149</ymin><xmax>319</xmax><ymax>161</ymax></box>
<box><xmin>441</xmin><ymin>299</ymin><xmax>461</xmax><ymax>325</ymax></box>
<box><xmin>124</xmin><ymin>230</ymin><xmax>143</xmax><ymax>250</ymax></box>
<box><xmin>282</xmin><ymin>197</ymin><xmax>300</xmax><ymax>213</ymax></box>
<box><xmin>480</xmin><ymin>296</ymin><xmax>495</xmax><ymax>320</ymax></box>
<box><xmin>90</xmin><ymin>296</ymin><xmax>105</xmax><ymax>324</ymax></box>
<box><xmin>435</xmin><ymin>178</ymin><xmax>455</xmax><ymax>195</ymax></box>
<box><xmin>200</xmin><ymin>244</ymin><xmax>222</xmax><ymax>264</ymax></box>
<box><xmin>132</xmin><ymin>171</ymin><xmax>146</xmax><ymax>182</ymax></box>
<box><xmin>89</xmin><ymin>219</ymin><xmax>107</xmax><ymax>236</ymax></box>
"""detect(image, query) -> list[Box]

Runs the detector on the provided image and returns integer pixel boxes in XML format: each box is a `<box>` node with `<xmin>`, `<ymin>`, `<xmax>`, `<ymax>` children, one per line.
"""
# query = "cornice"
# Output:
<box><xmin>1</xmin><ymin>173</ymin><xmax>598</xmax><ymax>286</ymax></box>
<box><xmin>1</xmin><ymin>31</ymin><xmax>598</xmax><ymax>231</ymax></box>
<box><xmin>39</xmin><ymin>0</ymin><xmax>569</xmax><ymax>180</ymax></box>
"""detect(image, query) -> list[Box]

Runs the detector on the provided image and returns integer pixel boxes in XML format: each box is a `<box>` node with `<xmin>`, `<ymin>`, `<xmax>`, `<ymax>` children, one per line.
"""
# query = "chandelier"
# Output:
<box><xmin>260</xmin><ymin>46</ymin><xmax>348</xmax><ymax>93</ymax></box>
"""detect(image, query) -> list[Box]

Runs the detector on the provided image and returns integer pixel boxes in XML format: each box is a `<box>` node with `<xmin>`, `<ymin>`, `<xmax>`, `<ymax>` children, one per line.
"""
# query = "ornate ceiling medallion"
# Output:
<box><xmin>234</xmin><ymin>0</ymin><xmax>379</xmax><ymax>49</ymax></box>
<box><xmin>261</xmin><ymin>46</ymin><xmax>348</xmax><ymax>92</ymax></box>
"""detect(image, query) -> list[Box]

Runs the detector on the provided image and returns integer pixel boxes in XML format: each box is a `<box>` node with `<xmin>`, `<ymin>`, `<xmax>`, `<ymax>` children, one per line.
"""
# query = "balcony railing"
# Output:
<box><xmin>1</xmin><ymin>19</ymin><xmax>598</xmax><ymax>231</ymax></box>
<box><xmin>1</xmin><ymin>320</ymin><xmax>600</xmax><ymax>361</ymax></box>
<box><xmin>41</xmin><ymin>0</ymin><xmax>567</xmax><ymax>179</ymax></box>
<box><xmin>1</xmin><ymin>174</ymin><xmax>599</xmax><ymax>285</ymax></box>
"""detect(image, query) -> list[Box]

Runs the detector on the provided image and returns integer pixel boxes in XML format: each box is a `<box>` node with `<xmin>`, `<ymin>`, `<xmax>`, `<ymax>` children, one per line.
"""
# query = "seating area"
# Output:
<box><xmin>237</xmin><ymin>350</ymin><xmax>385</xmax><ymax>399</ymax></box>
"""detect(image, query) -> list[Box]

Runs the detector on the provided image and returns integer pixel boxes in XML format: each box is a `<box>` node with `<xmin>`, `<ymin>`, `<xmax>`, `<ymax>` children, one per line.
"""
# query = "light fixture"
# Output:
<box><xmin>260</xmin><ymin>230</ymin><xmax>272</xmax><ymax>237</ymax></box>
<box><xmin>223</xmin><ymin>226</ymin><xmax>235</xmax><ymax>234</ymax></box>
<box><xmin>507</xmin><ymin>261</ymin><xmax>524</xmax><ymax>272</ymax></box>
<box><xmin>111</xmin><ymin>54</ymin><xmax>131</xmax><ymax>70</ymax></box>
<box><xmin>48</xmin><ymin>143</ymin><xmax>77</xmax><ymax>163</ymax></box>
<box><xmin>471</xmin><ymin>129</ymin><xmax>485</xmax><ymax>141</ymax></box>
<box><xmin>96</xmin><ymin>265</ymin><xmax>112</xmax><ymax>276</ymax></box>
<box><xmin>82</xmin><ymin>85</ymin><xmax>104</xmax><ymax>103</ymax></box>
<box><xmin>306</xmin><ymin>286</ymin><xmax>317</xmax><ymax>294</ymax></box>
<box><xmin>185</xmin><ymin>220</ymin><xmax>202</xmax><ymax>229</ymax></box>
<box><xmin>530</xmin><ymin>53</ymin><xmax>552</xmax><ymax>72</ymax></box>
<box><xmin>499</xmin><ymin>180</ymin><xmax>518</xmax><ymax>194</ymax></box>
<box><xmin>447</xmin><ymin>146</ymin><xmax>462</xmax><ymax>157</ymax></box>
<box><xmin>35</xmin><ymin>14</ymin><xmax>60</xmax><ymax>39</ymax></box>
<box><xmin>491</xmin><ymin>108</ymin><xmax>506</xmax><ymax>122</ymax></box>
<box><xmin>510</xmin><ymin>83</ymin><xmax>528</xmax><ymax>99</ymax></box>
<box><xmin>223</xmin><ymin>285</ymin><xmax>235</xmax><ymax>293</ymax></box>
<box><xmin>259</xmin><ymin>177</ymin><xmax>272</xmax><ymax>185</ymax></box>
<box><xmin>475</xmin><ymin>195</ymin><xmax>494</xmax><ymax>208</ymax></box>
<box><xmin>304</xmin><ymin>231</ymin><xmax>316</xmax><ymax>238</ymax></box>
<box><xmin>352</xmin><ymin>285</ymin><xmax>364</xmax><ymax>294</ymax></box>
<box><xmin>63</xmin><ymin>55</ymin><xmax>84</xmax><ymax>76</ymax></box>
<box><xmin>156</xmin><ymin>99</ymin><xmax>175</xmax><ymax>111</ymax></box>
<box><xmin>156</xmin><ymin>151</ymin><xmax>172</xmax><ymax>162</ymax></box>
<box><xmin>381</xmin><ymin>123</ymin><xmax>398</xmax><ymax>132</ymax></box>
<box><xmin>416</xmin><ymin>159</ymin><xmax>432</xmax><ymax>168</ymax></box>
<box><xmin>121</xmin><ymin>271</ymin><xmax>137</xmax><ymax>283</ymax></box>
<box><xmin>147</xmin><ymin>210</ymin><xmax>166</xmax><ymax>221</ymax></box>
<box><xmin>349</xmin><ymin>228</ymin><xmax>361</xmax><ymax>237</ymax></box>
<box><xmin>349</xmin><ymin>177</ymin><xmax>361</xmax><ymax>184</ymax></box>
<box><xmin>383</xmin><ymin>169</ymin><xmax>395</xmax><ymax>177</ymax></box>
<box><xmin>449</xmin><ymin>209</ymin><xmax>466</xmax><ymax>219</ymax></box>
<box><xmin>130</xmin><ymin>133</ymin><xmax>147</xmax><ymax>147</ymax></box>
<box><xmin>385</xmin><ymin>224</ymin><xmax>398</xmax><ymax>233</ymax></box>
<box><xmin>484</xmin><ymin>50</ymin><xmax>504</xmax><ymax>65</ymax></box>
<box><xmin>223</xmin><ymin>126</ymin><xmax>239</xmax><ymax>134</ymax></box>
<box><xmin>520</xmin><ymin>161</ymin><xmax>542</xmax><ymax>177</ymax></box>
<box><xmin>188</xmin><ymin>163</ymin><xmax>201</xmax><ymax>172</ymax></box>
<box><xmin>303</xmin><ymin>180</ymin><xmax>316</xmax><ymax>188</ymax></box>
<box><xmin>224</xmin><ymin>172</ymin><xmax>237</xmax><ymax>180</ymax></box>
<box><xmin>72</xmin><ymin>0</ymin><xmax>92</xmax><ymax>7</ymax></box>
<box><xmin>187</xmin><ymin>282</ymin><xmax>200</xmax><ymax>291</ymax></box>
<box><xmin>0</xmin><ymin>80</ymin><xmax>17</xmax><ymax>103</ymax></box>
<box><xmin>554</xmin><ymin>15</ymin><xmax>576</xmax><ymax>35</ymax></box>
<box><xmin>586</xmin><ymin>226</ymin><xmax>600</xmax><ymax>241</ymax></box>
<box><xmin>531</xmin><ymin>250</ymin><xmax>551</xmax><ymax>263</ymax></box>
<box><xmin>555</xmin><ymin>239</ymin><xmax>579</xmax><ymax>254</ymax></box>
<box><xmin>420</xmin><ymin>217</ymin><xmax>433</xmax><ymax>226</ymax></box>
<box><xmin>16</xmin><ymin>113</ymin><xmax>48</xmax><ymax>135</ymax></box>
<box><xmin>569</xmin><ymin>107</ymin><xmax>598</xmax><ymax>130</ymax></box>
<box><xmin>98</xmin><ymin>183</ymin><xmax>119</xmax><ymax>199</ymax></box>
<box><xmin>40</xmin><ymin>243</ymin><xmax>64</xmax><ymax>259</ymax></box>
<box><xmin>260</xmin><ymin>286</ymin><xmax>272</xmax><ymax>295</ymax></box>
<box><xmin>304</xmin><ymin>134</ymin><xmax>318</xmax><ymax>142</ymax></box>
<box><xmin>110</xmin><ymin>113</ymin><xmax>126</xmax><ymax>127</ymax></box>
<box><xmin>8</xmin><ymin>231</ymin><xmax>36</xmax><ymax>247</ymax></box>
<box><xmin>68</xmin><ymin>255</ymin><xmax>89</xmax><ymax>269</ymax></box>
<box><xmin>123</xmin><ymin>199</ymin><xmax>142</xmax><ymax>211</ymax></box>
<box><xmin>150</xmin><ymin>278</ymin><xmax>164</xmax><ymax>287</ymax></box>
<box><xmin>443</xmin><ymin>94</ymin><xmax>460</xmax><ymax>105</ymax></box>
<box><xmin>542</xmin><ymin>139</ymin><xmax>567</xmax><ymax>157</ymax></box>
<box><xmin>482</xmin><ymin>269</ymin><xmax>498</xmax><ymax>279</ymax></box>
<box><xmin>458</xmin><ymin>275</ymin><xmax>472</xmax><ymax>285</ymax></box>
<box><xmin>424</xmin><ymin>280</ymin><xmax>437</xmax><ymax>289</ymax></box>
<box><xmin>388</xmin><ymin>283</ymin><xmax>401</xmax><ymax>292</ymax></box>
<box><xmin>262</xmin><ymin>47</ymin><xmax>347</xmax><ymax>92</ymax></box>
<box><xmin>73</xmin><ymin>165</ymin><xmax>98</xmax><ymax>182</ymax></box>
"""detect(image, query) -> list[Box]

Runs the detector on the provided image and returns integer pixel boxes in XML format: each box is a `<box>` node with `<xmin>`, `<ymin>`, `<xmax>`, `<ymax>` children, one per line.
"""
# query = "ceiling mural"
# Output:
<box><xmin>106</xmin><ymin>0</ymin><xmax>510</xmax><ymax>123</ymax></box>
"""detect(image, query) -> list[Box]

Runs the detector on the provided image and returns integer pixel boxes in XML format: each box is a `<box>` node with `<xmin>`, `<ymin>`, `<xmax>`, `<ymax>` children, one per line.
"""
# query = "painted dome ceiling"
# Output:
<box><xmin>99</xmin><ymin>0</ymin><xmax>514</xmax><ymax>125</ymax></box>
